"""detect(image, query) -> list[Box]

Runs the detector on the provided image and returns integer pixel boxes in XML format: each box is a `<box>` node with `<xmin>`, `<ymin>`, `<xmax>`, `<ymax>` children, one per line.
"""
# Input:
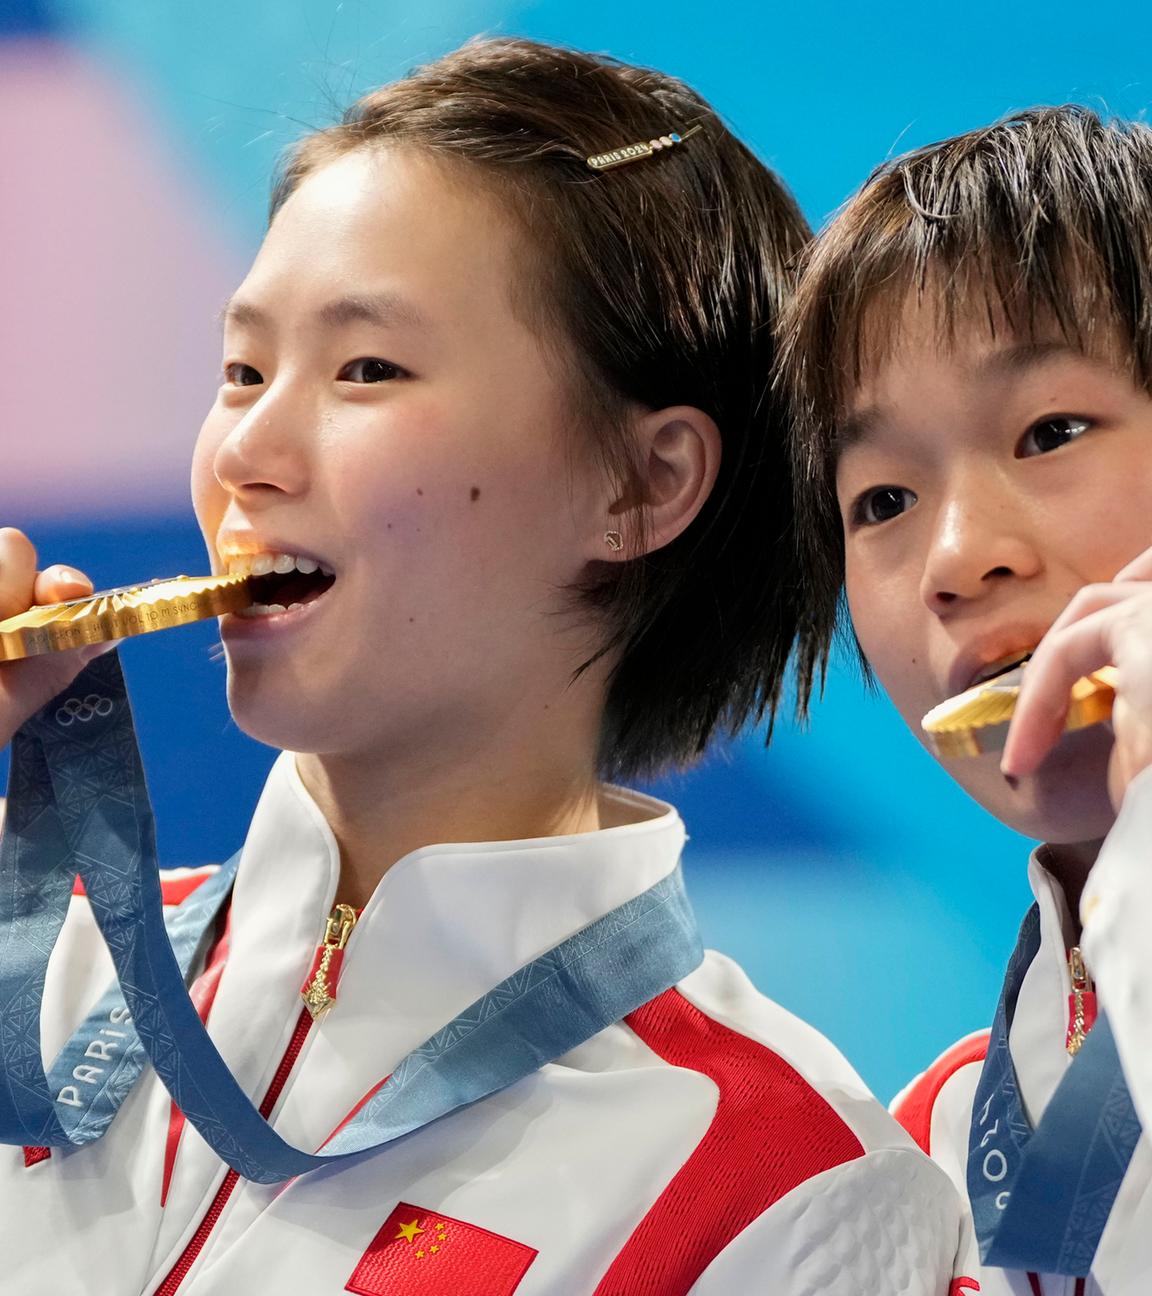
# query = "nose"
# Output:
<box><xmin>919</xmin><ymin>467</ymin><xmax>1042</xmax><ymax>614</ymax></box>
<box><xmin>210</xmin><ymin>379</ymin><xmax>312</xmax><ymax>506</ymax></box>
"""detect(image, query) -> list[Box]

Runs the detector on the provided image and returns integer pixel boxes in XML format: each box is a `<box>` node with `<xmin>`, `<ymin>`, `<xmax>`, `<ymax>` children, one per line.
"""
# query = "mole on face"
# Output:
<box><xmin>416</xmin><ymin>488</ymin><xmax>424</xmax><ymax>497</ymax></box>
<box><xmin>470</xmin><ymin>487</ymin><xmax>481</xmax><ymax>502</ymax></box>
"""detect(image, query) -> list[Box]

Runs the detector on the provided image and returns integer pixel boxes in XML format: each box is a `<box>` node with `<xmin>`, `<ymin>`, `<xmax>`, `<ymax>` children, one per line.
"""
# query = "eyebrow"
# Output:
<box><xmin>831</xmin><ymin>407</ymin><xmax>881</xmax><ymax>459</ymax></box>
<box><xmin>219</xmin><ymin>291</ymin><xmax>429</xmax><ymax>332</ymax></box>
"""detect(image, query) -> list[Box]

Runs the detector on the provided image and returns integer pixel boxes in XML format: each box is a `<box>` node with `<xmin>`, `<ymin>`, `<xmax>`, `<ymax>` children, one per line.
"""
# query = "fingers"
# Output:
<box><xmin>1043</xmin><ymin>582</ymin><xmax>1151</xmax><ymax>639</ymax></box>
<box><xmin>0</xmin><ymin>528</ymin><xmax>94</xmax><ymax>624</ymax></box>
<box><xmin>1000</xmin><ymin>548</ymin><xmax>1152</xmax><ymax>781</ymax></box>
<box><xmin>0</xmin><ymin>528</ymin><xmax>38</xmax><ymax>620</ymax></box>
<box><xmin>1002</xmin><ymin>606</ymin><xmax>1123</xmax><ymax>778</ymax></box>
<box><xmin>33</xmin><ymin>564</ymin><xmax>93</xmax><ymax>607</ymax></box>
<box><xmin>1113</xmin><ymin>544</ymin><xmax>1152</xmax><ymax>583</ymax></box>
<box><xmin>0</xmin><ymin>533</ymin><xmax>101</xmax><ymax>749</ymax></box>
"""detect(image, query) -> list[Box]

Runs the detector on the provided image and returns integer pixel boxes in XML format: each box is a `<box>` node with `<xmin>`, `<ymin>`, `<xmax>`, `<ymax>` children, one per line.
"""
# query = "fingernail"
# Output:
<box><xmin>58</xmin><ymin>567</ymin><xmax>88</xmax><ymax>586</ymax></box>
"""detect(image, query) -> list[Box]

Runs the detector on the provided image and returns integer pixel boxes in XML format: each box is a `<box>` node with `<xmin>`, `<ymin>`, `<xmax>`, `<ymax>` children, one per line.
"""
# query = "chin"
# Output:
<box><xmin>946</xmin><ymin>726</ymin><xmax>1117</xmax><ymax>844</ymax></box>
<box><xmin>224</xmin><ymin>658</ymin><xmax>342</xmax><ymax>755</ymax></box>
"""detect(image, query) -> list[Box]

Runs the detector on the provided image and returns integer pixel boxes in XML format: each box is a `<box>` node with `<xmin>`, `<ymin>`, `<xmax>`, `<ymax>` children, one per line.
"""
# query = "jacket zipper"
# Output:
<box><xmin>153</xmin><ymin>904</ymin><xmax>358</xmax><ymax>1294</ymax></box>
<box><xmin>1027</xmin><ymin>949</ymin><xmax>1097</xmax><ymax>1296</ymax></box>
<box><xmin>301</xmin><ymin>903</ymin><xmax>357</xmax><ymax>1020</ymax></box>
<box><xmin>1026</xmin><ymin>953</ymin><xmax>1100</xmax><ymax>1296</ymax></box>
<box><xmin>1065</xmin><ymin>946</ymin><xmax>1097</xmax><ymax>1057</ymax></box>
<box><xmin>1066</xmin><ymin>951</ymin><xmax>1095</xmax><ymax>1295</ymax></box>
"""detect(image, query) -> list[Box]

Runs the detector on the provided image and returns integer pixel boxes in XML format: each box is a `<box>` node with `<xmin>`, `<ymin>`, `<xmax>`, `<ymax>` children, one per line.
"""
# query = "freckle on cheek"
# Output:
<box><xmin>470</xmin><ymin>487</ymin><xmax>481</xmax><ymax>502</ymax></box>
<box><xmin>416</xmin><ymin>488</ymin><xmax>424</xmax><ymax>497</ymax></box>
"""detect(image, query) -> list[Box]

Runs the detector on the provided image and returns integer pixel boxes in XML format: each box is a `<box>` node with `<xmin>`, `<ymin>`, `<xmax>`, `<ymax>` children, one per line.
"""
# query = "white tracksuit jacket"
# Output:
<box><xmin>894</xmin><ymin>764</ymin><xmax>1152</xmax><ymax>1296</ymax></box>
<box><xmin>1</xmin><ymin>752</ymin><xmax>964</xmax><ymax>1295</ymax></box>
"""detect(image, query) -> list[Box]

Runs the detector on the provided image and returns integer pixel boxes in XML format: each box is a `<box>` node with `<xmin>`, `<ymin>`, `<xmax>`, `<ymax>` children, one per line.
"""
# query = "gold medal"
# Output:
<box><xmin>0</xmin><ymin>573</ymin><xmax>254</xmax><ymax>661</ymax></box>
<box><xmin>922</xmin><ymin>662</ymin><xmax>1118</xmax><ymax>759</ymax></box>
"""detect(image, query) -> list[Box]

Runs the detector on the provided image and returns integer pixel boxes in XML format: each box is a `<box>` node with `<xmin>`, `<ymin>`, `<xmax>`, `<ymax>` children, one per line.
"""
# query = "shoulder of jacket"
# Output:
<box><xmin>625</xmin><ymin>951</ymin><xmax>891</xmax><ymax>1168</ymax></box>
<box><xmin>890</xmin><ymin>1029</ymin><xmax>990</xmax><ymax>1155</ymax></box>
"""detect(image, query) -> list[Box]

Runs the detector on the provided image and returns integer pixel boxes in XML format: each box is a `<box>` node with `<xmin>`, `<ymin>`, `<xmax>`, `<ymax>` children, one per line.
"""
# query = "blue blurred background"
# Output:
<box><xmin>6</xmin><ymin>0</ymin><xmax>1145</xmax><ymax>1099</ymax></box>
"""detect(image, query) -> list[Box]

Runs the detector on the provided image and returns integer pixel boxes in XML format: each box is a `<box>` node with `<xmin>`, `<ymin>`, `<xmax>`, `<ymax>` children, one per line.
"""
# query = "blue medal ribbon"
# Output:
<box><xmin>46</xmin><ymin>858</ymin><xmax>236</xmax><ymax>1144</ymax></box>
<box><xmin>0</xmin><ymin>658</ymin><xmax>236</xmax><ymax>1148</ymax></box>
<box><xmin>968</xmin><ymin>905</ymin><xmax>1142</xmax><ymax>1276</ymax></box>
<box><xmin>0</xmin><ymin>652</ymin><xmax>704</xmax><ymax>1182</ymax></box>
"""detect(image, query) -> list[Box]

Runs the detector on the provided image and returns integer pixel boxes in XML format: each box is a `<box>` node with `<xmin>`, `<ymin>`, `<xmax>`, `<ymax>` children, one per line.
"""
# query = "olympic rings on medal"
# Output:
<box><xmin>55</xmin><ymin>695</ymin><xmax>115</xmax><ymax>727</ymax></box>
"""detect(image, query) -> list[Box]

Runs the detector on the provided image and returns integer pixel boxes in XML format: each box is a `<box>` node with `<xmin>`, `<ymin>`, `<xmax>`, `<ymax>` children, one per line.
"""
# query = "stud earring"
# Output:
<box><xmin>604</xmin><ymin>530</ymin><xmax>624</xmax><ymax>553</ymax></box>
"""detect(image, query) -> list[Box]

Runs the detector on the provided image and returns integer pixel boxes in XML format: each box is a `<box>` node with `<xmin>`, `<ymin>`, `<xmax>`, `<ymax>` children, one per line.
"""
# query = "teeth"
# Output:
<box><xmin>225</xmin><ymin>553</ymin><xmax>334</xmax><ymax>578</ymax></box>
<box><xmin>238</xmin><ymin>602</ymin><xmax>289</xmax><ymax>618</ymax></box>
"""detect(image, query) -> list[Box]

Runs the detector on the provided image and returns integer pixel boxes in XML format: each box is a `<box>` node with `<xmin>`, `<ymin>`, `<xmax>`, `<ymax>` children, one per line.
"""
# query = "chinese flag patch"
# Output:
<box><xmin>346</xmin><ymin>1202</ymin><xmax>538</xmax><ymax>1295</ymax></box>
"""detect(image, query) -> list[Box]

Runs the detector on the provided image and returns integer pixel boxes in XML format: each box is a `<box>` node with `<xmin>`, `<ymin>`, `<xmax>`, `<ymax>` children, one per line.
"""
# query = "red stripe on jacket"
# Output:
<box><xmin>592</xmin><ymin>987</ymin><xmax>865</xmax><ymax>1294</ymax></box>
<box><xmin>892</xmin><ymin>1031</ymin><xmax>991</xmax><ymax>1155</ymax></box>
<box><xmin>161</xmin><ymin>914</ymin><xmax>232</xmax><ymax>1205</ymax></box>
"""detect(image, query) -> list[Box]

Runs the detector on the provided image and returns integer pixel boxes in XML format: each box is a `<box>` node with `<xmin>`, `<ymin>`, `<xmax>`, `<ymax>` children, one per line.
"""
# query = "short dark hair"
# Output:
<box><xmin>778</xmin><ymin>104</ymin><xmax>1152</xmax><ymax>690</ymax></box>
<box><xmin>271</xmin><ymin>36</ymin><xmax>811</xmax><ymax>778</ymax></box>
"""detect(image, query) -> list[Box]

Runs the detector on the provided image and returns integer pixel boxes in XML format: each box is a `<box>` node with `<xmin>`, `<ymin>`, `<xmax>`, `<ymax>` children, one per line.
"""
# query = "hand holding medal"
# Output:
<box><xmin>0</xmin><ymin>526</ymin><xmax>252</xmax><ymax>749</ymax></box>
<box><xmin>999</xmin><ymin>545</ymin><xmax>1152</xmax><ymax>809</ymax></box>
<box><xmin>0</xmin><ymin>527</ymin><xmax>107</xmax><ymax>750</ymax></box>
<box><xmin>921</xmin><ymin>660</ymin><xmax>1117</xmax><ymax>760</ymax></box>
<box><xmin>921</xmin><ymin>547</ymin><xmax>1152</xmax><ymax>805</ymax></box>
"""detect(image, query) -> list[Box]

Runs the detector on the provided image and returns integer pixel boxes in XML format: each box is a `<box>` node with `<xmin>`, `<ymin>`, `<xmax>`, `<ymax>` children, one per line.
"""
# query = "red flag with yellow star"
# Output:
<box><xmin>345</xmin><ymin>1202</ymin><xmax>538</xmax><ymax>1295</ymax></box>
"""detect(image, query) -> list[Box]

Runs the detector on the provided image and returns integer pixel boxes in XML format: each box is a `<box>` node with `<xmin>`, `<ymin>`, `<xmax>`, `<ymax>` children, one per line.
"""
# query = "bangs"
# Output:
<box><xmin>835</xmin><ymin>227</ymin><xmax>1144</xmax><ymax>422</ymax></box>
<box><xmin>793</xmin><ymin>110</ymin><xmax>1152</xmax><ymax>468</ymax></box>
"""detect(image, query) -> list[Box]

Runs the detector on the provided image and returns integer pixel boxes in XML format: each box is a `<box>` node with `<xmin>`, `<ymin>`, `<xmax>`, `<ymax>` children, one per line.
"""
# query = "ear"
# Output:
<box><xmin>601</xmin><ymin>405</ymin><xmax>721</xmax><ymax>560</ymax></box>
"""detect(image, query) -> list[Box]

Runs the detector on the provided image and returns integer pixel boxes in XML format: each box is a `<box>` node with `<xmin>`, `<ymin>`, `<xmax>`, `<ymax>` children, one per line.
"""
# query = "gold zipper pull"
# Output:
<box><xmin>1066</xmin><ymin>945</ymin><xmax>1097</xmax><ymax>1057</ymax></box>
<box><xmin>301</xmin><ymin>903</ymin><xmax>358</xmax><ymax>1020</ymax></box>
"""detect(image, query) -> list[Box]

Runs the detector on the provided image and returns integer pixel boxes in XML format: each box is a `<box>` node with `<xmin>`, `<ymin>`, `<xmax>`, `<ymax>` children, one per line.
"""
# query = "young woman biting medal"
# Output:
<box><xmin>0</xmin><ymin>38</ymin><xmax>962</xmax><ymax>1295</ymax></box>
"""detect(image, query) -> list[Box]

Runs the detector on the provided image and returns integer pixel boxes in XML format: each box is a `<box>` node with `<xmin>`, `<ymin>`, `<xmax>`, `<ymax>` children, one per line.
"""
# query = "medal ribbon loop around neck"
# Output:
<box><xmin>0</xmin><ymin>652</ymin><xmax>705</xmax><ymax>1182</ymax></box>
<box><xmin>968</xmin><ymin>904</ymin><xmax>1142</xmax><ymax>1277</ymax></box>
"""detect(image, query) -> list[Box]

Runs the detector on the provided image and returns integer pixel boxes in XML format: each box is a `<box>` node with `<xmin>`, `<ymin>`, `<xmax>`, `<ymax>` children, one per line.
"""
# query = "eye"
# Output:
<box><xmin>338</xmin><ymin>357</ymin><xmax>406</xmax><ymax>383</ymax></box>
<box><xmin>1016</xmin><ymin>414</ymin><xmax>1091</xmax><ymax>458</ymax></box>
<box><xmin>223</xmin><ymin>362</ymin><xmax>263</xmax><ymax>387</ymax></box>
<box><xmin>851</xmin><ymin>485</ymin><xmax>918</xmax><ymax>527</ymax></box>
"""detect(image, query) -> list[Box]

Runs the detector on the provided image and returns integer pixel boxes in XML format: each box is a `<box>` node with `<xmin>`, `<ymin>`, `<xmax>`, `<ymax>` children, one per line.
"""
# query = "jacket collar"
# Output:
<box><xmin>1008</xmin><ymin>851</ymin><xmax>1078</xmax><ymax>1126</ymax></box>
<box><xmin>201</xmin><ymin>751</ymin><xmax>687</xmax><ymax>1122</ymax></box>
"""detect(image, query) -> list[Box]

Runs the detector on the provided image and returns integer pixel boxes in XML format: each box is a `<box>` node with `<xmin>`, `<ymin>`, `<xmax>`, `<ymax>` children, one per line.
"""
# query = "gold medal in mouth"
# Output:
<box><xmin>922</xmin><ymin>661</ymin><xmax>1118</xmax><ymax>759</ymax></box>
<box><xmin>0</xmin><ymin>573</ymin><xmax>255</xmax><ymax>661</ymax></box>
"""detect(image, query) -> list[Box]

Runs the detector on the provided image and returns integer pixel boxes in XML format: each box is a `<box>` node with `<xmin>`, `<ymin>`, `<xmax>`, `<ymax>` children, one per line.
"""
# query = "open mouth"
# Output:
<box><xmin>226</xmin><ymin>553</ymin><xmax>336</xmax><ymax>618</ymax></box>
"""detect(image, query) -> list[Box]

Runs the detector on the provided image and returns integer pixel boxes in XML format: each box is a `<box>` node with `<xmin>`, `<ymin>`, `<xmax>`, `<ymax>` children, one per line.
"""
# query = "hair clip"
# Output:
<box><xmin>586</xmin><ymin>123</ymin><xmax>703</xmax><ymax>172</ymax></box>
